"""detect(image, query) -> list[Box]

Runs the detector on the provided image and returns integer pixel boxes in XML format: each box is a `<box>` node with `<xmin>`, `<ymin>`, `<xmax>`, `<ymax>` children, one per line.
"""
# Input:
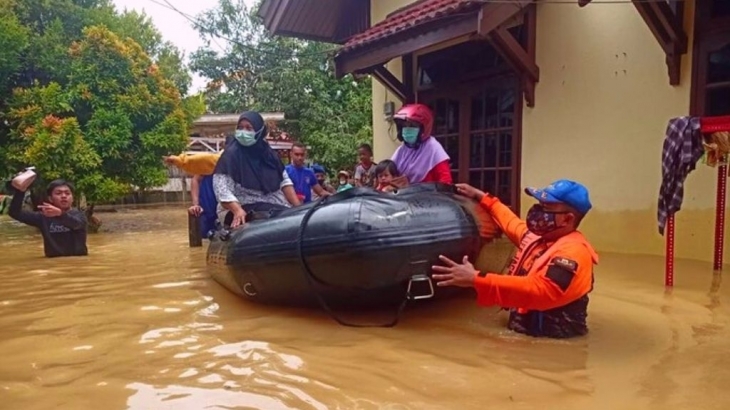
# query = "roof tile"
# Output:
<box><xmin>340</xmin><ymin>0</ymin><xmax>482</xmax><ymax>53</ymax></box>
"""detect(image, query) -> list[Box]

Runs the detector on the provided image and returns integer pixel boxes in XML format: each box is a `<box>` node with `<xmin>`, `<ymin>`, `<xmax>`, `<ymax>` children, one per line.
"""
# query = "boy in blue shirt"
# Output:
<box><xmin>285</xmin><ymin>142</ymin><xmax>330</xmax><ymax>203</ymax></box>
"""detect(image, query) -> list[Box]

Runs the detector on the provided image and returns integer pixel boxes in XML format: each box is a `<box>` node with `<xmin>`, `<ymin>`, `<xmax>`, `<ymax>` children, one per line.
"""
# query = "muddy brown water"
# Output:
<box><xmin>1</xmin><ymin>207</ymin><xmax>729</xmax><ymax>410</ymax></box>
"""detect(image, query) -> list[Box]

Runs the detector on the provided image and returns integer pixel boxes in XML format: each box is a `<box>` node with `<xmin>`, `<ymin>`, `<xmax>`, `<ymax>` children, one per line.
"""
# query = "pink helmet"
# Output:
<box><xmin>393</xmin><ymin>103</ymin><xmax>434</xmax><ymax>141</ymax></box>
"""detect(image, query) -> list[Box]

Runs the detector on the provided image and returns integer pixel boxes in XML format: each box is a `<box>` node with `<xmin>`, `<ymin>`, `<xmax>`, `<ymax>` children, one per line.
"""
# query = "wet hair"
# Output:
<box><xmin>358</xmin><ymin>143</ymin><xmax>373</xmax><ymax>156</ymax></box>
<box><xmin>46</xmin><ymin>179</ymin><xmax>74</xmax><ymax>196</ymax></box>
<box><xmin>375</xmin><ymin>160</ymin><xmax>400</xmax><ymax>178</ymax></box>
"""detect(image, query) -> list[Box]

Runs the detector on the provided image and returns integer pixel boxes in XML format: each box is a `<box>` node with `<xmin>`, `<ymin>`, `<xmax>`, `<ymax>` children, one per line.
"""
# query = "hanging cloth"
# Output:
<box><xmin>657</xmin><ymin>116</ymin><xmax>703</xmax><ymax>235</ymax></box>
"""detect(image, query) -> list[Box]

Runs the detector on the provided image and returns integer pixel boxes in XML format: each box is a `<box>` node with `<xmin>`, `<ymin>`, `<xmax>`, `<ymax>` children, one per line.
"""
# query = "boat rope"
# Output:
<box><xmin>297</xmin><ymin>195</ymin><xmax>413</xmax><ymax>327</ymax></box>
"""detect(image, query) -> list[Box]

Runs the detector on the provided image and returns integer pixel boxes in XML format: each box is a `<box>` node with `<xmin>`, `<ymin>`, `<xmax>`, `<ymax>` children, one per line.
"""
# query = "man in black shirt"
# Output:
<box><xmin>8</xmin><ymin>179</ymin><xmax>88</xmax><ymax>258</ymax></box>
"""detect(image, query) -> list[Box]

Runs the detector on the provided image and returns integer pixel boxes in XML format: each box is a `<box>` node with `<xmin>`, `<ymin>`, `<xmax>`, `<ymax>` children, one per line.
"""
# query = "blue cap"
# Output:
<box><xmin>525</xmin><ymin>179</ymin><xmax>592</xmax><ymax>215</ymax></box>
<box><xmin>311</xmin><ymin>164</ymin><xmax>326</xmax><ymax>174</ymax></box>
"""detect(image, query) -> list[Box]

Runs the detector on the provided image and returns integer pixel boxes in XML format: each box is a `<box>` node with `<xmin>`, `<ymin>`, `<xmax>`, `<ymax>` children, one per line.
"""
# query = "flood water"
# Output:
<box><xmin>1</xmin><ymin>207</ymin><xmax>729</xmax><ymax>410</ymax></box>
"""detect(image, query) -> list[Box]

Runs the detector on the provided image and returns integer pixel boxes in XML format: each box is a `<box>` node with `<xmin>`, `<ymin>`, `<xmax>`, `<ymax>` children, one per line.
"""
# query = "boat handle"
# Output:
<box><xmin>407</xmin><ymin>274</ymin><xmax>435</xmax><ymax>300</ymax></box>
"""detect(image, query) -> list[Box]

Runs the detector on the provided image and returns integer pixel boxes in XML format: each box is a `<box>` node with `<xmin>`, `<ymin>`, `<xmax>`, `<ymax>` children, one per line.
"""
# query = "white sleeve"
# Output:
<box><xmin>280</xmin><ymin>170</ymin><xmax>293</xmax><ymax>188</ymax></box>
<box><xmin>213</xmin><ymin>174</ymin><xmax>238</xmax><ymax>203</ymax></box>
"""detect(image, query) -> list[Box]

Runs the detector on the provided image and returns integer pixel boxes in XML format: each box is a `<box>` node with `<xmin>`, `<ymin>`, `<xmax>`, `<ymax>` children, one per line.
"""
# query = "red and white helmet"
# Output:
<box><xmin>393</xmin><ymin>103</ymin><xmax>434</xmax><ymax>141</ymax></box>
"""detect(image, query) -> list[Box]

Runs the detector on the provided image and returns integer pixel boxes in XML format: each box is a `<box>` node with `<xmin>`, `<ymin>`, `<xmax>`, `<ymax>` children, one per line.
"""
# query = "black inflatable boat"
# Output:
<box><xmin>206</xmin><ymin>183</ymin><xmax>481</xmax><ymax>316</ymax></box>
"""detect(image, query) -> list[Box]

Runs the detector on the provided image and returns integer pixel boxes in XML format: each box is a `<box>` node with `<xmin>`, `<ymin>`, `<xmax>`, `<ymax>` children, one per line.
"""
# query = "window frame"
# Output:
<box><xmin>690</xmin><ymin>0</ymin><xmax>730</xmax><ymax>116</ymax></box>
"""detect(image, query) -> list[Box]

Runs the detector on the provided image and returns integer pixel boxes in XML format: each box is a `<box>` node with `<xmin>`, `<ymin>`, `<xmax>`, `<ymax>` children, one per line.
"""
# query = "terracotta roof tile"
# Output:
<box><xmin>340</xmin><ymin>0</ymin><xmax>482</xmax><ymax>53</ymax></box>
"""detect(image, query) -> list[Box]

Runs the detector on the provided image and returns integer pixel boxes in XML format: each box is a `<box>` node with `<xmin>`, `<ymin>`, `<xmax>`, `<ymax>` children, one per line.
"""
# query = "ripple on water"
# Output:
<box><xmin>2</xmin><ymin>208</ymin><xmax>730</xmax><ymax>410</ymax></box>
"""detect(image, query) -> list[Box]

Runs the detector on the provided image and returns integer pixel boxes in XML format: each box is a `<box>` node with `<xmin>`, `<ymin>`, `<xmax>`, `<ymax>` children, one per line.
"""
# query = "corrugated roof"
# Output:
<box><xmin>340</xmin><ymin>0</ymin><xmax>482</xmax><ymax>53</ymax></box>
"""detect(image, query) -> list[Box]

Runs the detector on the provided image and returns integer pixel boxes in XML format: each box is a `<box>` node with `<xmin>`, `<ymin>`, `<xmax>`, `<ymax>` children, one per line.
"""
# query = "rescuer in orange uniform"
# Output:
<box><xmin>432</xmin><ymin>180</ymin><xmax>599</xmax><ymax>338</ymax></box>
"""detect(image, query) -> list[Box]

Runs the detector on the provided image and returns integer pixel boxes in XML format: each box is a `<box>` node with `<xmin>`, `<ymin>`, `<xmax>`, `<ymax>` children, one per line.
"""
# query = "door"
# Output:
<box><xmin>421</xmin><ymin>75</ymin><xmax>521</xmax><ymax>211</ymax></box>
<box><xmin>467</xmin><ymin>76</ymin><xmax>520</xmax><ymax>208</ymax></box>
<box><xmin>425</xmin><ymin>96</ymin><xmax>462</xmax><ymax>184</ymax></box>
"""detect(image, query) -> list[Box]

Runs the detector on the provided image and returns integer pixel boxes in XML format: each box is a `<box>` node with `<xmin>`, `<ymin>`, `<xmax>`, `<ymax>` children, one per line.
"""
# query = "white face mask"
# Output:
<box><xmin>340</xmin><ymin>179</ymin><xmax>347</xmax><ymax>185</ymax></box>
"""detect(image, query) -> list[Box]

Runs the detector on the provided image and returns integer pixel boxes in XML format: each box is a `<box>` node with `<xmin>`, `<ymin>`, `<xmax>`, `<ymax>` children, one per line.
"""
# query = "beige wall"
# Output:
<box><xmin>370</xmin><ymin>0</ymin><xmax>410</xmax><ymax>162</ymax></box>
<box><xmin>521</xmin><ymin>0</ymin><xmax>718</xmax><ymax>263</ymax></box>
<box><xmin>369</xmin><ymin>1</ymin><xmax>722</xmax><ymax>263</ymax></box>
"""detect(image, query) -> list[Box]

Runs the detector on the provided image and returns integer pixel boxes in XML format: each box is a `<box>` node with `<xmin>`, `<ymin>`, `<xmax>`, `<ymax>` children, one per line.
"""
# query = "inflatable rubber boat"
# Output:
<box><xmin>206</xmin><ymin>183</ymin><xmax>500</xmax><ymax>320</ymax></box>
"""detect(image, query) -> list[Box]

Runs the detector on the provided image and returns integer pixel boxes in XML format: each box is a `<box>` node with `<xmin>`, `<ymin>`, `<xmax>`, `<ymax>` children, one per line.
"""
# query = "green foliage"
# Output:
<box><xmin>0</xmin><ymin>0</ymin><xmax>196</xmax><ymax>207</ymax></box>
<box><xmin>0</xmin><ymin>10</ymin><xmax>29</xmax><ymax>92</ymax></box>
<box><xmin>189</xmin><ymin>0</ymin><xmax>373</xmax><ymax>174</ymax></box>
<box><xmin>108</xmin><ymin>9</ymin><xmax>192</xmax><ymax>94</ymax></box>
<box><xmin>182</xmin><ymin>93</ymin><xmax>208</xmax><ymax>126</ymax></box>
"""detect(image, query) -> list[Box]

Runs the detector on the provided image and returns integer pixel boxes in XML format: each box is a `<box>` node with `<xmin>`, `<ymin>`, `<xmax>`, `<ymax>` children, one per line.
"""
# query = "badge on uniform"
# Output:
<box><xmin>551</xmin><ymin>257</ymin><xmax>577</xmax><ymax>272</ymax></box>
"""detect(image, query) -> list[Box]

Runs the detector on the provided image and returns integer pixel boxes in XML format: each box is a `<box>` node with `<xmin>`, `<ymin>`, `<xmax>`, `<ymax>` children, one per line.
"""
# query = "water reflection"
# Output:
<box><xmin>1</xmin><ymin>208</ymin><xmax>730</xmax><ymax>409</ymax></box>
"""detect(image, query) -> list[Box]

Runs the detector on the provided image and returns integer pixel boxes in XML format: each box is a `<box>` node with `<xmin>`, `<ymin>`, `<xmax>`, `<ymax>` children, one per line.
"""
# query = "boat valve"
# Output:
<box><xmin>407</xmin><ymin>274</ymin><xmax>435</xmax><ymax>300</ymax></box>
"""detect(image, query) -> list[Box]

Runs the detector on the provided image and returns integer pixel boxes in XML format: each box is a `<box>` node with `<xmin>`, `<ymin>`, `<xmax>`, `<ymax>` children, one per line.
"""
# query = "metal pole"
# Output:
<box><xmin>665</xmin><ymin>214</ymin><xmax>675</xmax><ymax>287</ymax></box>
<box><xmin>713</xmin><ymin>164</ymin><xmax>727</xmax><ymax>270</ymax></box>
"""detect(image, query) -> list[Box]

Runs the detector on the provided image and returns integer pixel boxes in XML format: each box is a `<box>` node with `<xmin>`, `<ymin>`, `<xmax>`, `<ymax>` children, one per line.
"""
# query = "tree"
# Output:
<box><xmin>3</xmin><ymin>26</ymin><xmax>201</xmax><ymax>230</ymax></box>
<box><xmin>108</xmin><ymin>8</ymin><xmax>192</xmax><ymax>95</ymax></box>
<box><xmin>0</xmin><ymin>6</ymin><xmax>29</xmax><ymax>92</ymax></box>
<box><xmin>189</xmin><ymin>0</ymin><xmax>373</xmax><ymax>174</ymax></box>
<box><xmin>0</xmin><ymin>0</ymin><xmax>202</xmax><ymax>231</ymax></box>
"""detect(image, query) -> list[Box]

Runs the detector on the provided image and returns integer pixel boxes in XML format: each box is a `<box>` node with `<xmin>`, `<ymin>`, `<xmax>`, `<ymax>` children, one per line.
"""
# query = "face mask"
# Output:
<box><xmin>401</xmin><ymin>127</ymin><xmax>420</xmax><ymax>145</ymax></box>
<box><xmin>526</xmin><ymin>204</ymin><xmax>570</xmax><ymax>236</ymax></box>
<box><xmin>235</xmin><ymin>130</ymin><xmax>257</xmax><ymax>146</ymax></box>
<box><xmin>340</xmin><ymin>179</ymin><xmax>347</xmax><ymax>185</ymax></box>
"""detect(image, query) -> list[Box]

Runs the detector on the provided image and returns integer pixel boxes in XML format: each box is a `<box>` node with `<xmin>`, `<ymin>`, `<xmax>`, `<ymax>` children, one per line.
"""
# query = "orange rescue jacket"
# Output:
<box><xmin>474</xmin><ymin>195</ymin><xmax>599</xmax><ymax>313</ymax></box>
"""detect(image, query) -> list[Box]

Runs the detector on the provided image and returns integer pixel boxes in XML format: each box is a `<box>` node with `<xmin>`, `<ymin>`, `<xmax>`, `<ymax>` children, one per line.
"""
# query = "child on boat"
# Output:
<box><xmin>336</xmin><ymin>170</ymin><xmax>354</xmax><ymax>193</ymax></box>
<box><xmin>375</xmin><ymin>160</ymin><xmax>400</xmax><ymax>192</ymax></box>
<box><xmin>354</xmin><ymin>143</ymin><xmax>376</xmax><ymax>188</ymax></box>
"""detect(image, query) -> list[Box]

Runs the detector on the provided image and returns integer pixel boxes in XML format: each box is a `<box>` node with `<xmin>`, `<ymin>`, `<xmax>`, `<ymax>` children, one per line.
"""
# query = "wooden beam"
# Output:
<box><xmin>631</xmin><ymin>0</ymin><xmax>687</xmax><ymax>85</ymax></box>
<box><xmin>648</xmin><ymin>0</ymin><xmax>687</xmax><ymax>50</ymax></box>
<box><xmin>189</xmin><ymin>214</ymin><xmax>202</xmax><ymax>247</ymax></box>
<box><xmin>489</xmin><ymin>26</ymin><xmax>539</xmax><ymax>83</ymax></box>
<box><xmin>335</xmin><ymin>15</ymin><xmax>478</xmax><ymax>78</ymax></box>
<box><xmin>371</xmin><ymin>66</ymin><xmax>411</xmax><ymax>103</ymax></box>
<box><xmin>477</xmin><ymin>0</ymin><xmax>532</xmax><ymax>37</ymax></box>
<box><xmin>402</xmin><ymin>53</ymin><xmax>415</xmax><ymax>104</ymax></box>
<box><xmin>475</xmin><ymin>1</ymin><xmax>537</xmax><ymax>107</ymax></box>
<box><xmin>524</xmin><ymin>3</ymin><xmax>537</xmax><ymax>107</ymax></box>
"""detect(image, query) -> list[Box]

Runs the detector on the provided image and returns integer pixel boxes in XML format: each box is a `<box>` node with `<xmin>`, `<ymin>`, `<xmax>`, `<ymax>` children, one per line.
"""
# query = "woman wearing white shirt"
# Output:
<box><xmin>213</xmin><ymin>111</ymin><xmax>300</xmax><ymax>228</ymax></box>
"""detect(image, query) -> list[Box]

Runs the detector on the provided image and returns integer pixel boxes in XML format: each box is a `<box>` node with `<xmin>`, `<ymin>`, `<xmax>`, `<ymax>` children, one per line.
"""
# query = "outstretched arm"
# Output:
<box><xmin>8</xmin><ymin>190</ymin><xmax>42</xmax><ymax>228</ymax></box>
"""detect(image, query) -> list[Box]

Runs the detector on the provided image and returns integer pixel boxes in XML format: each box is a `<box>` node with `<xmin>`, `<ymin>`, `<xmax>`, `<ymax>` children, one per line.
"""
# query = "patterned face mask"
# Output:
<box><xmin>526</xmin><ymin>204</ymin><xmax>571</xmax><ymax>235</ymax></box>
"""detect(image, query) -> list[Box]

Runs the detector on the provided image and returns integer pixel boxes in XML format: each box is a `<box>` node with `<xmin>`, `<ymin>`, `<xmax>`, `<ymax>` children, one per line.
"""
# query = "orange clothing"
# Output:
<box><xmin>167</xmin><ymin>153</ymin><xmax>221</xmax><ymax>175</ymax></box>
<box><xmin>474</xmin><ymin>195</ymin><xmax>599</xmax><ymax>331</ymax></box>
<box><xmin>376</xmin><ymin>183</ymin><xmax>395</xmax><ymax>192</ymax></box>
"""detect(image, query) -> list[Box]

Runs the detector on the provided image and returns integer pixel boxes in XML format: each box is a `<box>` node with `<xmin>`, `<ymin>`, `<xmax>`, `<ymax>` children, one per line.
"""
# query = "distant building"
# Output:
<box><xmin>117</xmin><ymin>112</ymin><xmax>294</xmax><ymax>205</ymax></box>
<box><xmin>186</xmin><ymin>112</ymin><xmax>295</xmax><ymax>160</ymax></box>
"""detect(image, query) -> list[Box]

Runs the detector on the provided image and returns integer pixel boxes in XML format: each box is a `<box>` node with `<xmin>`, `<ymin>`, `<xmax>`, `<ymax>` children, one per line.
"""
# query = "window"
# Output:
<box><xmin>418</xmin><ymin>36</ymin><xmax>524</xmax><ymax>212</ymax></box>
<box><xmin>416</xmin><ymin>33</ymin><xmax>521</xmax><ymax>90</ymax></box>
<box><xmin>692</xmin><ymin>0</ymin><xmax>730</xmax><ymax>116</ymax></box>
<box><xmin>427</xmin><ymin>97</ymin><xmax>461</xmax><ymax>183</ymax></box>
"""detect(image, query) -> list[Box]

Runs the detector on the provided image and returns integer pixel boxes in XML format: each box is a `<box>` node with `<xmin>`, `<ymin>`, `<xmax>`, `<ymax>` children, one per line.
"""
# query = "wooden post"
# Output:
<box><xmin>189</xmin><ymin>213</ymin><xmax>202</xmax><ymax>247</ymax></box>
<box><xmin>181</xmin><ymin>176</ymin><xmax>187</xmax><ymax>204</ymax></box>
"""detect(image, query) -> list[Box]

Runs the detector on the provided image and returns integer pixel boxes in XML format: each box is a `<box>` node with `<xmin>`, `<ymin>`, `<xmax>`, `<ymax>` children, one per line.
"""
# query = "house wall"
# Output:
<box><xmin>370</xmin><ymin>1</ymin><xmax>722</xmax><ymax>263</ymax></box>
<box><xmin>369</xmin><ymin>1</ymin><xmax>407</xmax><ymax>162</ymax></box>
<box><xmin>521</xmin><ymin>1</ymin><xmax>713</xmax><ymax>262</ymax></box>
